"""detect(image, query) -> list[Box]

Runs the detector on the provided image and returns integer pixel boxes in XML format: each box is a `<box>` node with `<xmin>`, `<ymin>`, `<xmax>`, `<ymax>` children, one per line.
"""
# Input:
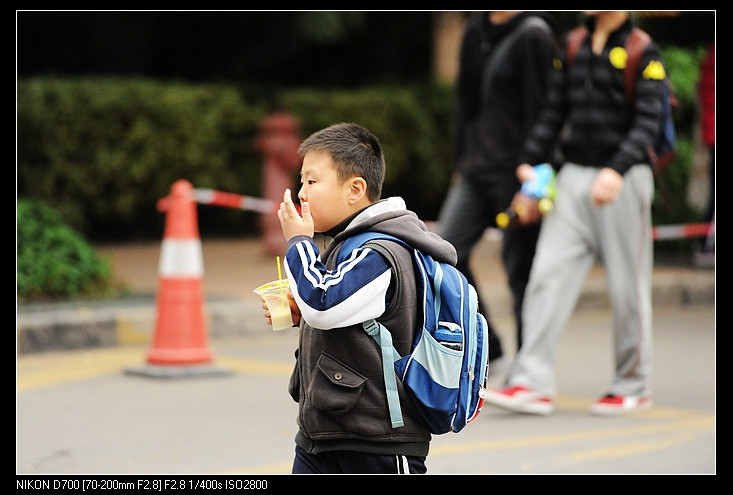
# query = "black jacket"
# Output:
<box><xmin>519</xmin><ymin>16</ymin><xmax>665</xmax><ymax>174</ymax></box>
<box><xmin>453</xmin><ymin>11</ymin><xmax>557</xmax><ymax>186</ymax></box>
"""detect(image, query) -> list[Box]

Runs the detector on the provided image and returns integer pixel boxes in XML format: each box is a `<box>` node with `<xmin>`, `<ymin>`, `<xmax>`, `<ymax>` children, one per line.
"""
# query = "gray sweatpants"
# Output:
<box><xmin>508</xmin><ymin>163</ymin><xmax>654</xmax><ymax>398</ymax></box>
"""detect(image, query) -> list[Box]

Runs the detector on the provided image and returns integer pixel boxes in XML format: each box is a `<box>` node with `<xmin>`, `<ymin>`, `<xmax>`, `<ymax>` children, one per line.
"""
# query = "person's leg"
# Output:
<box><xmin>596</xmin><ymin>164</ymin><xmax>654</xmax><ymax>401</ymax></box>
<box><xmin>438</xmin><ymin>177</ymin><xmax>503</xmax><ymax>360</ymax></box>
<box><xmin>292</xmin><ymin>446</ymin><xmax>427</xmax><ymax>474</ymax></box>
<box><xmin>505</xmin><ymin>164</ymin><xmax>597</xmax><ymax>396</ymax></box>
<box><xmin>705</xmin><ymin>146</ymin><xmax>715</xmax><ymax>224</ymax></box>
<box><xmin>501</xmin><ymin>222</ymin><xmax>541</xmax><ymax>350</ymax></box>
<box><xmin>695</xmin><ymin>146</ymin><xmax>715</xmax><ymax>264</ymax></box>
<box><xmin>352</xmin><ymin>453</ymin><xmax>426</xmax><ymax>474</ymax></box>
<box><xmin>292</xmin><ymin>445</ymin><xmax>328</xmax><ymax>474</ymax></box>
<box><xmin>702</xmin><ymin>147</ymin><xmax>715</xmax><ymax>254</ymax></box>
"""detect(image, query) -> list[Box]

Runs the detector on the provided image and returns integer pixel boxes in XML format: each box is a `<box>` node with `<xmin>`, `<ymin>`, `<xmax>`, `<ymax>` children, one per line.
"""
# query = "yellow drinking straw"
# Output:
<box><xmin>276</xmin><ymin>256</ymin><xmax>285</xmax><ymax>304</ymax></box>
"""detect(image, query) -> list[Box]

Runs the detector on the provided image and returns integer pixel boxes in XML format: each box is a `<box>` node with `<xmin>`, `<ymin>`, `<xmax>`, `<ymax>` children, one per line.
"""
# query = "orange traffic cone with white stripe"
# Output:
<box><xmin>126</xmin><ymin>179</ymin><xmax>229</xmax><ymax>378</ymax></box>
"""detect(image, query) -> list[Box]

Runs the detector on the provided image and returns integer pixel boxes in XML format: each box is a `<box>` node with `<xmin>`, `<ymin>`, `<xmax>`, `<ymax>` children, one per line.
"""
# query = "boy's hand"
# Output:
<box><xmin>278</xmin><ymin>188</ymin><xmax>314</xmax><ymax>241</ymax></box>
<box><xmin>590</xmin><ymin>167</ymin><xmax>624</xmax><ymax>206</ymax></box>
<box><xmin>261</xmin><ymin>292</ymin><xmax>301</xmax><ymax>327</ymax></box>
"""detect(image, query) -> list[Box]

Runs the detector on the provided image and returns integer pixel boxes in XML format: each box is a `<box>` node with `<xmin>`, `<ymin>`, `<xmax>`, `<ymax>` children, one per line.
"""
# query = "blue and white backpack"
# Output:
<box><xmin>341</xmin><ymin>232</ymin><xmax>490</xmax><ymax>434</ymax></box>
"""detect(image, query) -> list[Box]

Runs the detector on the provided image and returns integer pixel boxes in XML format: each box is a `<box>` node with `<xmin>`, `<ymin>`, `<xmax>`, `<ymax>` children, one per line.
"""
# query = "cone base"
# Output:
<box><xmin>146</xmin><ymin>346</ymin><xmax>214</xmax><ymax>366</ymax></box>
<box><xmin>124</xmin><ymin>363</ymin><xmax>232</xmax><ymax>379</ymax></box>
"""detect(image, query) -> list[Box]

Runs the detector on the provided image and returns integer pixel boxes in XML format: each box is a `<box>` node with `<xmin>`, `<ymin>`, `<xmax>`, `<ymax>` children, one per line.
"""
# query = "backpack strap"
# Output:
<box><xmin>415</xmin><ymin>250</ymin><xmax>444</xmax><ymax>331</ymax></box>
<box><xmin>363</xmin><ymin>318</ymin><xmax>404</xmax><ymax>429</ymax></box>
<box><xmin>567</xmin><ymin>25</ymin><xmax>651</xmax><ymax>104</ymax></box>
<box><xmin>349</xmin><ymin>233</ymin><xmax>410</xmax><ymax>429</ymax></box>
<box><xmin>565</xmin><ymin>25</ymin><xmax>587</xmax><ymax>67</ymax></box>
<box><xmin>623</xmin><ymin>27</ymin><xmax>651</xmax><ymax>102</ymax></box>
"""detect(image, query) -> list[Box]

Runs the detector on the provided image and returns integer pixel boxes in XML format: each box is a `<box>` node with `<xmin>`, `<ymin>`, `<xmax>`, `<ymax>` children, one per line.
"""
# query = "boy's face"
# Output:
<box><xmin>298</xmin><ymin>150</ymin><xmax>358</xmax><ymax>233</ymax></box>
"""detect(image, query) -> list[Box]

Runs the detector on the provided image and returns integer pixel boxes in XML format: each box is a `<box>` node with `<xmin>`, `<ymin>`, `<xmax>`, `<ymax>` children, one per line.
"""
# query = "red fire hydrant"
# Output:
<box><xmin>255</xmin><ymin>111</ymin><xmax>303</xmax><ymax>256</ymax></box>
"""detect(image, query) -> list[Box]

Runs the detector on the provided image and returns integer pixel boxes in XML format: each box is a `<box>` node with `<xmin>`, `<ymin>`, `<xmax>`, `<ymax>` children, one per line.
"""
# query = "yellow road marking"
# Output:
<box><xmin>429</xmin><ymin>412</ymin><xmax>713</xmax><ymax>457</ymax></box>
<box><xmin>17</xmin><ymin>341</ymin><xmax>714</xmax><ymax>475</ymax></box>
<box><xmin>16</xmin><ymin>346</ymin><xmax>293</xmax><ymax>393</ymax></box>
<box><xmin>565</xmin><ymin>432</ymin><xmax>697</xmax><ymax>460</ymax></box>
<box><xmin>222</xmin><ymin>404</ymin><xmax>713</xmax><ymax>474</ymax></box>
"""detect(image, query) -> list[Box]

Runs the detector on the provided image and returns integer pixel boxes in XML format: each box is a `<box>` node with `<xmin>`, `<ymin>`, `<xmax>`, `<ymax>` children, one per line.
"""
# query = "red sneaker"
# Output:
<box><xmin>483</xmin><ymin>385</ymin><xmax>554</xmax><ymax>415</ymax></box>
<box><xmin>590</xmin><ymin>394</ymin><xmax>652</xmax><ymax>415</ymax></box>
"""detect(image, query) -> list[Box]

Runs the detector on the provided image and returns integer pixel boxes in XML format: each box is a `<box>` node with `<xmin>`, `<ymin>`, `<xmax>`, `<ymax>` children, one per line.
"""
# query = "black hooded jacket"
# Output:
<box><xmin>453</xmin><ymin>11</ymin><xmax>558</xmax><ymax>186</ymax></box>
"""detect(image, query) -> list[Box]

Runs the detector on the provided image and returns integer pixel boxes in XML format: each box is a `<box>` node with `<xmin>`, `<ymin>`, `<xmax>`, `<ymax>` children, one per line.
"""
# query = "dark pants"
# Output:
<box><xmin>292</xmin><ymin>446</ymin><xmax>427</xmax><ymax>474</ymax></box>
<box><xmin>704</xmin><ymin>147</ymin><xmax>715</xmax><ymax>223</ymax></box>
<box><xmin>437</xmin><ymin>176</ymin><xmax>540</xmax><ymax>356</ymax></box>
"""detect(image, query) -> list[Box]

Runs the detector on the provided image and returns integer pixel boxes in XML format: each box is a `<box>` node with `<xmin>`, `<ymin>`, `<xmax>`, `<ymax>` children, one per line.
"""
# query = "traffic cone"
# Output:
<box><xmin>126</xmin><ymin>179</ymin><xmax>230</xmax><ymax>378</ymax></box>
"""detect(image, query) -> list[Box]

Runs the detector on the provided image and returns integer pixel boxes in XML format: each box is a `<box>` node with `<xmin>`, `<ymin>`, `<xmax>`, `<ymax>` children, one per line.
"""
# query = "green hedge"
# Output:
<box><xmin>279</xmin><ymin>84</ymin><xmax>454</xmax><ymax>221</ymax></box>
<box><xmin>17</xmin><ymin>78</ymin><xmax>265</xmax><ymax>240</ymax></box>
<box><xmin>17</xmin><ymin>78</ymin><xmax>455</xmax><ymax>240</ymax></box>
<box><xmin>17</xmin><ymin>46</ymin><xmax>706</xmax><ymax>243</ymax></box>
<box><xmin>652</xmin><ymin>45</ymin><xmax>707</xmax><ymax>223</ymax></box>
<box><xmin>17</xmin><ymin>198</ymin><xmax>113</xmax><ymax>300</ymax></box>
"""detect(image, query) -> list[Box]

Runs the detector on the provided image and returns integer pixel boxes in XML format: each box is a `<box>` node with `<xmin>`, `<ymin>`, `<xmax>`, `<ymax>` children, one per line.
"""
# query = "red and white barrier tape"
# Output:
<box><xmin>162</xmin><ymin>187</ymin><xmax>715</xmax><ymax>242</ymax></box>
<box><xmin>193</xmin><ymin>188</ymin><xmax>279</xmax><ymax>215</ymax></box>
<box><xmin>652</xmin><ymin>222</ymin><xmax>714</xmax><ymax>240</ymax></box>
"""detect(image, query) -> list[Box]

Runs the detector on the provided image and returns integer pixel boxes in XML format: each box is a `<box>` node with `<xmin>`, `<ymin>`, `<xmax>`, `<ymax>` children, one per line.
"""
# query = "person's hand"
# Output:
<box><xmin>510</xmin><ymin>192</ymin><xmax>543</xmax><ymax>225</ymax></box>
<box><xmin>590</xmin><ymin>167</ymin><xmax>624</xmax><ymax>206</ymax></box>
<box><xmin>261</xmin><ymin>292</ymin><xmax>301</xmax><ymax>327</ymax></box>
<box><xmin>516</xmin><ymin>163</ymin><xmax>536</xmax><ymax>183</ymax></box>
<box><xmin>277</xmin><ymin>188</ymin><xmax>314</xmax><ymax>241</ymax></box>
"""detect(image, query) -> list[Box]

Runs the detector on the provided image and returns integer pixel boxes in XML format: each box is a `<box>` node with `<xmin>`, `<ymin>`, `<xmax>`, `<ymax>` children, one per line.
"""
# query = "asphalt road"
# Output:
<box><xmin>16</xmin><ymin>303</ymin><xmax>715</xmax><ymax>476</ymax></box>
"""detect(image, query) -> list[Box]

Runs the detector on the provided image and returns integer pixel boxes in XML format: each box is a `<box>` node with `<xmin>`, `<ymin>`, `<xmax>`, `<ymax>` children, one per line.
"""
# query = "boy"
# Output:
<box><xmin>262</xmin><ymin>122</ymin><xmax>458</xmax><ymax>474</ymax></box>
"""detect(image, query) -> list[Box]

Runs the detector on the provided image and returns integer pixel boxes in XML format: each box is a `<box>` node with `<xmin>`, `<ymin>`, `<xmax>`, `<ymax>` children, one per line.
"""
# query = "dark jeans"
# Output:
<box><xmin>704</xmin><ymin>146</ymin><xmax>715</xmax><ymax>223</ymax></box>
<box><xmin>437</xmin><ymin>176</ymin><xmax>541</xmax><ymax>356</ymax></box>
<box><xmin>292</xmin><ymin>445</ymin><xmax>427</xmax><ymax>474</ymax></box>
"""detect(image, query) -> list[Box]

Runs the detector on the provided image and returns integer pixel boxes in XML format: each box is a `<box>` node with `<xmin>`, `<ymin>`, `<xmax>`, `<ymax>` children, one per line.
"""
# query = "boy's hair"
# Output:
<box><xmin>297</xmin><ymin>122</ymin><xmax>385</xmax><ymax>202</ymax></box>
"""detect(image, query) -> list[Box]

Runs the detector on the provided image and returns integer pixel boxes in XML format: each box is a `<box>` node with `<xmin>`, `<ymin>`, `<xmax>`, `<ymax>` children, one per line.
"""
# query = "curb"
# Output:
<box><xmin>16</xmin><ymin>296</ymin><xmax>264</xmax><ymax>355</ymax></box>
<box><xmin>16</xmin><ymin>268</ymin><xmax>714</xmax><ymax>356</ymax></box>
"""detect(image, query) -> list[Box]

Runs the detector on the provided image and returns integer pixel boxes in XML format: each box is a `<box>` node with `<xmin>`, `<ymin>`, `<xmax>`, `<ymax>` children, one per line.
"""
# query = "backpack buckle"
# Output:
<box><xmin>363</xmin><ymin>319</ymin><xmax>380</xmax><ymax>337</ymax></box>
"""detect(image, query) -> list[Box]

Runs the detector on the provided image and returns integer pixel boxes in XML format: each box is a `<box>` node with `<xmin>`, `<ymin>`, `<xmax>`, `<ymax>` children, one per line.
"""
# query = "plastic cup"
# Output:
<box><xmin>253</xmin><ymin>280</ymin><xmax>294</xmax><ymax>331</ymax></box>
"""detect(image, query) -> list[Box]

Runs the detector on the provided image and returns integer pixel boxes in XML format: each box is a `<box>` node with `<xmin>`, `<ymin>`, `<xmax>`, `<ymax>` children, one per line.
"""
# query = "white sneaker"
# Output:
<box><xmin>590</xmin><ymin>394</ymin><xmax>652</xmax><ymax>415</ymax></box>
<box><xmin>483</xmin><ymin>385</ymin><xmax>554</xmax><ymax>415</ymax></box>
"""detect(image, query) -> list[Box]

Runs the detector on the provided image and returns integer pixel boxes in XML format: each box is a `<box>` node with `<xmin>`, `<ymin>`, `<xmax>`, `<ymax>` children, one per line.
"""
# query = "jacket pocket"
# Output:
<box><xmin>308</xmin><ymin>353</ymin><xmax>367</xmax><ymax>414</ymax></box>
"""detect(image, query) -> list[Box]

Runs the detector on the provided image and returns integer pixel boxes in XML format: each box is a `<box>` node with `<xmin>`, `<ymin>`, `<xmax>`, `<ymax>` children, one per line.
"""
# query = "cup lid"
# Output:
<box><xmin>253</xmin><ymin>279</ymin><xmax>290</xmax><ymax>294</ymax></box>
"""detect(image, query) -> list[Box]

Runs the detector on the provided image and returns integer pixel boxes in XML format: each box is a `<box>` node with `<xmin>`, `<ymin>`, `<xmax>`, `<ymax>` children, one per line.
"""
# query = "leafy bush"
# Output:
<box><xmin>17</xmin><ymin>199</ymin><xmax>112</xmax><ymax>301</ymax></box>
<box><xmin>17</xmin><ymin>77</ymin><xmax>265</xmax><ymax>240</ymax></box>
<box><xmin>17</xmin><ymin>78</ymin><xmax>456</xmax><ymax>240</ymax></box>
<box><xmin>281</xmin><ymin>83</ymin><xmax>454</xmax><ymax>220</ymax></box>
<box><xmin>17</xmin><ymin>59</ymin><xmax>705</xmax><ymax>244</ymax></box>
<box><xmin>649</xmin><ymin>45</ymin><xmax>708</xmax><ymax>254</ymax></box>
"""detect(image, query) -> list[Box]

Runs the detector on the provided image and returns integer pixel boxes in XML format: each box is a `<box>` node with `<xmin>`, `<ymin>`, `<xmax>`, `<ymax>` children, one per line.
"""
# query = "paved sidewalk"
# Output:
<box><xmin>16</xmin><ymin>233</ymin><xmax>715</xmax><ymax>354</ymax></box>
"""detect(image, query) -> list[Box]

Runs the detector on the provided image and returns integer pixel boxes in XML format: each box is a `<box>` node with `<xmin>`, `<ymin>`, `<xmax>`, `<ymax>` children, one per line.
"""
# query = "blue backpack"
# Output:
<box><xmin>341</xmin><ymin>232</ymin><xmax>490</xmax><ymax>434</ymax></box>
